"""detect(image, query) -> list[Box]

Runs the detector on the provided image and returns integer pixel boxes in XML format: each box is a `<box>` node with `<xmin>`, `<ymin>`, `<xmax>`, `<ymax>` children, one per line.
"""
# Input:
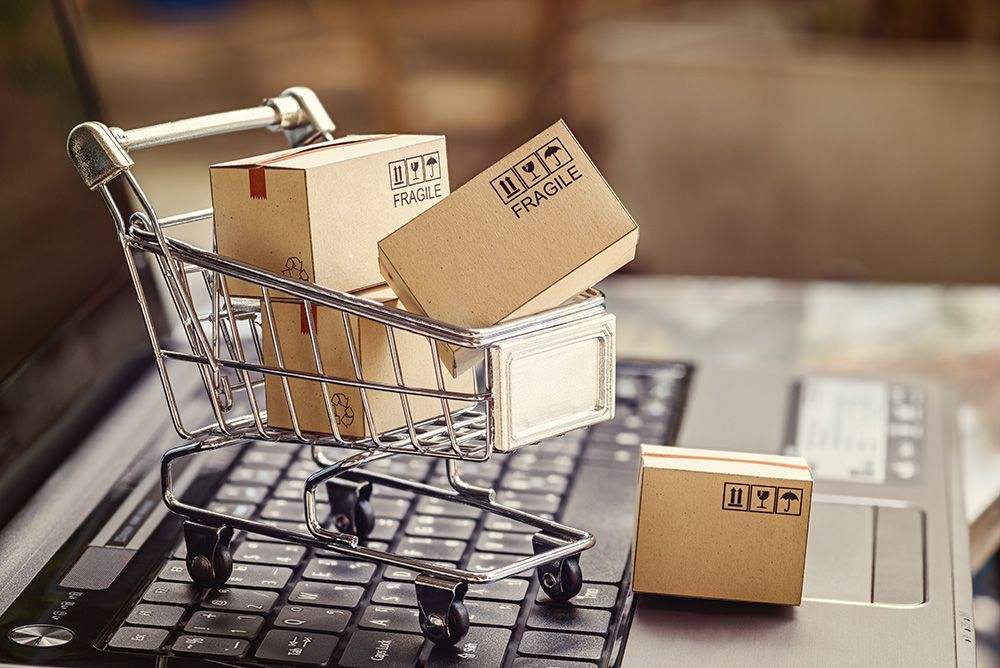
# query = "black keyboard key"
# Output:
<box><xmin>508</xmin><ymin>452</ymin><xmax>574</xmax><ymax>476</ymax></box>
<box><xmin>229</xmin><ymin>465</ymin><xmax>281</xmax><ymax>486</ymax></box>
<box><xmin>426</xmin><ymin>626</ymin><xmax>511</xmax><ymax>668</ymax></box>
<box><xmin>216</xmin><ymin>483</ymin><xmax>269</xmax><ymax>503</ymax></box>
<box><xmin>496</xmin><ymin>491</ymin><xmax>562</xmax><ymax>515</ymax></box>
<box><xmin>561</xmin><ymin>465</ymin><xmax>635</xmax><ymax>583</ymax></box>
<box><xmin>526</xmin><ymin>606</ymin><xmax>612</xmax><ymax>634</ymax></box>
<box><xmin>405</xmin><ymin>515</ymin><xmax>476</xmax><ymax>540</ymax></box>
<box><xmin>184</xmin><ymin>610</ymin><xmax>264</xmax><ymax>638</ymax></box>
<box><xmin>466</xmin><ymin>579</ymin><xmax>529</xmax><ymax>602</ymax></box>
<box><xmin>518</xmin><ymin>631</ymin><xmax>605</xmax><ymax>662</ymax></box>
<box><xmin>369</xmin><ymin>457</ymin><xmax>432</xmax><ymax>479</ymax></box>
<box><xmin>475</xmin><ymin>531</ymin><xmax>533</xmax><ymax>555</ymax></box>
<box><xmin>234</xmin><ymin>540</ymin><xmax>306</xmax><ymax>567</ymax></box>
<box><xmin>369</xmin><ymin>518</ymin><xmax>400</xmax><ymax>542</ymax></box>
<box><xmin>358</xmin><ymin>604</ymin><xmax>421</xmax><ymax>633</ymax></box>
<box><xmin>208</xmin><ymin>501</ymin><xmax>258</xmax><ymax>519</ymax></box>
<box><xmin>158</xmin><ymin>560</ymin><xmax>193</xmax><ymax>582</ymax></box>
<box><xmin>248</xmin><ymin>519</ymin><xmax>311</xmax><ymax>543</ymax></box>
<box><xmin>397</xmin><ymin>536</ymin><xmax>466</xmax><ymax>562</ymax></box>
<box><xmin>142</xmin><ymin>580</ymin><xmax>198</xmax><ymax>606</ymax></box>
<box><xmin>240</xmin><ymin>448</ymin><xmax>294</xmax><ymax>468</ymax></box>
<box><xmin>536</xmin><ymin>583</ymin><xmax>618</xmax><ymax>609</ymax></box>
<box><xmin>511</xmin><ymin>659</ymin><xmax>598</xmax><ymax>668</ymax></box>
<box><xmin>274</xmin><ymin>605</ymin><xmax>351</xmax><ymax>634</ymax></box>
<box><xmin>287</xmin><ymin>460</ymin><xmax>318</xmax><ymax>480</ymax></box>
<box><xmin>108</xmin><ymin>626</ymin><xmax>169</xmax><ymax>651</ymax></box>
<box><xmin>227</xmin><ymin>563</ymin><xmax>293</xmax><ymax>590</ymax></box>
<box><xmin>415</xmin><ymin>497</ymin><xmax>481</xmax><ymax>519</ymax></box>
<box><xmin>339</xmin><ymin>630</ymin><xmax>425</xmax><ymax>668</ymax></box>
<box><xmin>254</xmin><ymin>629</ymin><xmax>338</xmax><ymax>666</ymax></box>
<box><xmin>302</xmin><ymin>558</ymin><xmax>377</xmax><ymax>584</ymax></box>
<box><xmin>288</xmin><ymin>581</ymin><xmax>365</xmax><ymax>608</ymax></box>
<box><xmin>125</xmin><ymin>603</ymin><xmax>184</xmax><ymax>628</ymax></box>
<box><xmin>501</xmin><ymin>471</ymin><xmax>569</xmax><ymax>495</ymax></box>
<box><xmin>370</xmin><ymin>581</ymin><xmax>416</xmax><ymax>607</ymax></box>
<box><xmin>261</xmin><ymin>498</ymin><xmax>325</xmax><ymax>523</ymax></box>
<box><xmin>202</xmin><ymin>587</ymin><xmax>278</xmax><ymax>613</ymax></box>
<box><xmin>465</xmin><ymin>552</ymin><xmax>526</xmax><ymax>574</ymax></box>
<box><xmin>172</xmin><ymin>634</ymin><xmax>250</xmax><ymax>658</ymax></box>
<box><xmin>372</xmin><ymin>497</ymin><xmax>412</xmax><ymax>520</ymax></box>
<box><xmin>465</xmin><ymin>600</ymin><xmax>520</xmax><ymax>627</ymax></box>
<box><xmin>274</xmin><ymin>479</ymin><xmax>311</xmax><ymax>500</ymax></box>
<box><xmin>483</xmin><ymin>516</ymin><xmax>536</xmax><ymax>534</ymax></box>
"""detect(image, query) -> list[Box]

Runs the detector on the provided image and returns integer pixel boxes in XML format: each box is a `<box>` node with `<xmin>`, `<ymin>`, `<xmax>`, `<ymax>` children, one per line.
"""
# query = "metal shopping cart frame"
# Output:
<box><xmin>67</xmin><ymin>87</ymin><xmax>616</xmax><ymax>646</ymax></box>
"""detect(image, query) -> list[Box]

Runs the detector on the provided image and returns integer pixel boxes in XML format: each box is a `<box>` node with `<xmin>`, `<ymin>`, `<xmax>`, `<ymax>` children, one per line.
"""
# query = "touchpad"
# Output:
<box><xmin>803</xmin><ymin>501</ymin><xmax>924</xmax><ymax>605</ymax></box>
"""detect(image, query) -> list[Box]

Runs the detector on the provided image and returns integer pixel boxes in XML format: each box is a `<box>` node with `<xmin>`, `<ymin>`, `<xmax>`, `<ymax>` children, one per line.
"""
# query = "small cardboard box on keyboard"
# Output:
<box><xmin>261</xmin><ymin>285</ymin><xmax>476</xmax><ymax>438</ymax></box>
<box><xmin>633</xmin><ymin>445</ymin><xmax>813</xmax><ymax>605</ymax></box>
<box><xmin>211</xmin><ymin>134</ymin><xmax>449</xmax><ymax>298</ymax></box>
<box><xmin>378</xmin><ymin>119</ymin><xmax>637</xmax><ymax>377</ymax></box>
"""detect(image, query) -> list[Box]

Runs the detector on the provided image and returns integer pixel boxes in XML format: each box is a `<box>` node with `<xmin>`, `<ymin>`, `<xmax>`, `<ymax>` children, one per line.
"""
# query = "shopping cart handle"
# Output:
<box><xmin>67</xmin><ymin>86</ymin><xmax>335</xmax><ymax>189</ymax></box>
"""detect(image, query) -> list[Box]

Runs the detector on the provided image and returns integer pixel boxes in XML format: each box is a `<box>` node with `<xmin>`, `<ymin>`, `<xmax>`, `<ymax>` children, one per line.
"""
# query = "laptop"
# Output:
<box><xmin>0</xmin><ymin>3</ymin><xmax>976</xmax><ymax>666</ymax></box>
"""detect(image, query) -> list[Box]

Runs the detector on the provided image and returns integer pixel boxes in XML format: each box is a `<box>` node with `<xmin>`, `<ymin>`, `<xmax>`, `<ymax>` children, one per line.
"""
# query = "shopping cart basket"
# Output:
<box><xmin>67</xmin><ymin>87</ymin><xmax>616</xmax><ymax>646</ymax></box>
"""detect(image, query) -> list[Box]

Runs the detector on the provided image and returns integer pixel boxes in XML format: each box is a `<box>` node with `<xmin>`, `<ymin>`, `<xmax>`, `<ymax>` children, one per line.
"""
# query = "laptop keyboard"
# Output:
<box><xmin>106</xmin><ymin>361</ymin><xmax>692</xmax><ymax>667</ymax></box>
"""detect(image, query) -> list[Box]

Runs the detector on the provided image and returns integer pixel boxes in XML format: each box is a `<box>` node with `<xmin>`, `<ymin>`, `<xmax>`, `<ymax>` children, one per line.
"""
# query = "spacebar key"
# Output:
<box><xmin>560</xmin><ymin>464</ymin><xmax>635</xmax><ymax>584</ymax></box>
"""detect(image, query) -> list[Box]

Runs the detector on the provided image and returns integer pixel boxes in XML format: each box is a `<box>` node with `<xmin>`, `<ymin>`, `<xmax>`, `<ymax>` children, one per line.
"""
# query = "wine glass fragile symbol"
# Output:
<box><xmin>756</xmin><ymin>489</ymin><xmax>770</xmax><ymax>509</ymax></box>
<box><xmin>522</xmin><ymin>160</ymin><xmax>538</xmax><ymax>180</ymax></box>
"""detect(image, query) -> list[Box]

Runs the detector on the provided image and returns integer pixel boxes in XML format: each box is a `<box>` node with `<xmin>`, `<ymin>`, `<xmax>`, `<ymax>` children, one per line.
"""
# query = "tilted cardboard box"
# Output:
<box><xmin>212</xmin><ymin>134</ymin><xmax>449</xmax><ymax>298</ymax></box>
<box><xmin>261</xmin><ymin>286</ymin><xmax>476</xmax><ymax>438</ymax></box>
<box><xmin>633</xmin><ymin>445</ymin><xmax>813</xmax><ymax>605</ymax></box>
<box><xmin>378</xmin><ymin>119</ymin><xmax>637</xmax><ymax>376</ymax></box>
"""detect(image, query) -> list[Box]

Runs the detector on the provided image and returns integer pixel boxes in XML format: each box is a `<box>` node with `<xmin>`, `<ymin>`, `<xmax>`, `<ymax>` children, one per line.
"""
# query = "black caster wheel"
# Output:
<box><xmin>183</xmin><ymin>522</ymin><xmax>233</xmax><ymax>587</ymax></box>
<box><xmin>327</xmin><ymin>479</ymin><xmax>375</xmax><ymax>540</ymax></box>
<box><xmin>420</xmin><ymin>599</ymin><xmax>470</xmax><ymax>647</ymax></box>
<box><xmin>538</xmin><ymin>555</ymin><xmax>583</xmax><ymax>602</ymax></box>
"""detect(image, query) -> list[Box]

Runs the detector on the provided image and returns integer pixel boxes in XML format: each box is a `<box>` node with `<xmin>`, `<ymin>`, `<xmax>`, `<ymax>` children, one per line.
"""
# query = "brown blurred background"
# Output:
<box><xmin>65</xmin><ymin>0</ymin><xmax>1000</xmax><ymax>284</ymax></box>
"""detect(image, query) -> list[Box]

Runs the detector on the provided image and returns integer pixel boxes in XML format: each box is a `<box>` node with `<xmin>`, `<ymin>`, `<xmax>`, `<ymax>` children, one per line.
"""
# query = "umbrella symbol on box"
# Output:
<box><xmin>426</xmin><ymin>155</ymin><xmax>438</xmax><ymax>177</ymax></box>
<box><xmin>543</xmin><ymin>145</ymin><xmax>563</xmax><ymax>166</ymax></box>
<box><xmin>780</xmin><ymin>490</ymin><xmax>799</xmax><ymax>512</ymax></box>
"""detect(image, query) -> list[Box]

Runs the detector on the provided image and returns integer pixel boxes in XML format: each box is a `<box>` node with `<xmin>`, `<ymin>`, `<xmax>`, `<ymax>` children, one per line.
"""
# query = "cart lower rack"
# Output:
<box><xmin>68</xmin><ymin>87</ymin><xmax>616</xmax><ymax>646</ymax></box>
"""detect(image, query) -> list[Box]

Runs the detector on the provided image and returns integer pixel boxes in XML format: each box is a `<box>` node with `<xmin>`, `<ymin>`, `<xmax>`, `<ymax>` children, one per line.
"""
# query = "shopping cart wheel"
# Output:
<box><xmin>326</xmin><ymin>478</ymin><xmax>375</xmax><ymax>539</ymax></box>
<box><xmin>183</xmin><ymin>521</ymin><xmax>234</xmax><ymax>587</ymax></box>
<box><xmin>416</xmin><ymin>575</ymin><xmax>470</xmax><ymax>646</ymax></box>
<box><xmin>533</xmin><ymin>533</ymin><xmax>584</xmax><ymax>602</ymax></box>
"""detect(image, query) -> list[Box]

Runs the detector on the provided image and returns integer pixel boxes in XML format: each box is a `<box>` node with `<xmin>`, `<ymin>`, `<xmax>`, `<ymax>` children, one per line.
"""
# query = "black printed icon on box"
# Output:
<box><xmin>389</xmin><ymin>159</ymin><xmax>407</xmax><ymax>189</ymax></box>
<box><xmin>539</xmin><ymin>137</ymin><xmax>571</xmax><ymax>173</ymax></box>
<box><xmin>406</xmin><ymin>157</ymin><xmax>425</xmax><ymax>185</ymax></box>
<box><xmin>516</xmin><ymin>154</ymin><xmax>548</xmax><ymax>187</ymax></box>
<box><xmin>749</xmin><ymin>485</ymin><xmax>776</xmax><ymax>513</ymax></box>
<box><xmin>776</xmin><ymin>487</ymin><xmax>803</xmax><ymax>516</ymax></box>
<box><xmin>722</xmin><ymin>482</ymin><xmax>750</xmax><ymax>511</ymax></box>
<box><xmin>490</xmin><ymin>168</ymin><xmax>526</xmax><ymax>203</ymax></box>
<box><xmin>421</xmin><ymin>152</ymin><xmax>441</xmax><ymax>181</ymax></box>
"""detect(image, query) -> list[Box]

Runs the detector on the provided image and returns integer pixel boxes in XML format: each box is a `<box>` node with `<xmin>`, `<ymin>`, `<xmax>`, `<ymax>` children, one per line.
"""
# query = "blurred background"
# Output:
<box><xmin>73</xmin><ymin>0</ymin><xmax>1000</xmax><ymax>282</ymax></box>
<box><xmin>1</xmin><ymin>0</ymin><xmax>999</xmax><ymax>661</ymax></box>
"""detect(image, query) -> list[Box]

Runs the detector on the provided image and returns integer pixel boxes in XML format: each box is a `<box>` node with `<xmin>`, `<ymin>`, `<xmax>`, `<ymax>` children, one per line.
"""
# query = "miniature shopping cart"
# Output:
<box><xmin>67</xmin><ymin>87</ymin><xmax>616</xmax><ymax>646</ymax></box>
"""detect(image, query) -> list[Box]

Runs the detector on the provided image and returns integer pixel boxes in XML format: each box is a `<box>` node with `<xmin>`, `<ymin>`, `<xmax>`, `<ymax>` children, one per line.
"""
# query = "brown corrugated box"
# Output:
<box><xmin>261</xmin><ymin>285</ymin><xmax>476</xmax><ymax>438</ymax></box>
<box><xmin>378</xmin><ymin>120</ymin><xmax>637</xmax><ymax>376</ymax></box>
<box><xmin>633</xmin><ymin>445</ymin><xmax>813</xmax><ymax>605</ymax></box>
<box><xmin>212</xmin><ymin>134</ymin><xmax>449</xmax><ymax>298</ymax></box>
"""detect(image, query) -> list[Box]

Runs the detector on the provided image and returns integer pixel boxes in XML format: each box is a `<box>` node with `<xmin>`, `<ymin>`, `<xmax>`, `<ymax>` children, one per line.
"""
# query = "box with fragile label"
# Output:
<box><xmin>378</xmin><ymin>119</ymin><xmax>637</xmax><ymax>376</ymax></box>
<box><xmin>261</xmin><ymin>286</ymin><xmax>476</xmax><ymax>438</ymax></box>
<box><xmin>212</xmin><ymin>134</ymin><xmax>449</xmax><ymax>298</ymax></box>
<box><xmin>633</xmin><ymin>445</ymin><xmax>813</xmax><ymax>605</ymax></box>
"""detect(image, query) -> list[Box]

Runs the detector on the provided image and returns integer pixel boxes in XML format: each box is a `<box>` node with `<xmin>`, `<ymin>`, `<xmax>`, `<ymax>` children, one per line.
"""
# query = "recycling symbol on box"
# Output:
<box><xmin>281</xmin><ymin>256</ymin><xmax>309</xmax><ymax>281</ymax></box>
<box><xmin>331</xmin><ymin>393</ymin><xmax>355</xmax><ymax>427</ymax></box>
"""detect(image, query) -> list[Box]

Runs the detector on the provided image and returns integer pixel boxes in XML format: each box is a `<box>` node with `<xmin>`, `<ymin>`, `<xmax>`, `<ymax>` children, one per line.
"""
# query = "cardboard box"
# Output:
<box><xmin>212</xmin><ymin>134</ymin><xmax>449</xmax><ymax>298</ymax></box>
<box><xmin>261</xmin><ymin>286</ymin><xmax>476</xmax><ymax>438</ymax></box>
<box><xmin>633</xmin><ymin>445</ymin><xmax>813</xmax><ymax>605</ymax></box>
<box><xmin>378</xmin><ymin>119</ymin><xmax>638</xmax><ymax>376</ymax></box>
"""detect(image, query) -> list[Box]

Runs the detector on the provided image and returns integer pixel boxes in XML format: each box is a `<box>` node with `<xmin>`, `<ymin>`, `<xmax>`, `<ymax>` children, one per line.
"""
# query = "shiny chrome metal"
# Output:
<box><xmin>71</xmin><ymin>89</ymin><xmax>612</xmax><ymax>644</ymax></box>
